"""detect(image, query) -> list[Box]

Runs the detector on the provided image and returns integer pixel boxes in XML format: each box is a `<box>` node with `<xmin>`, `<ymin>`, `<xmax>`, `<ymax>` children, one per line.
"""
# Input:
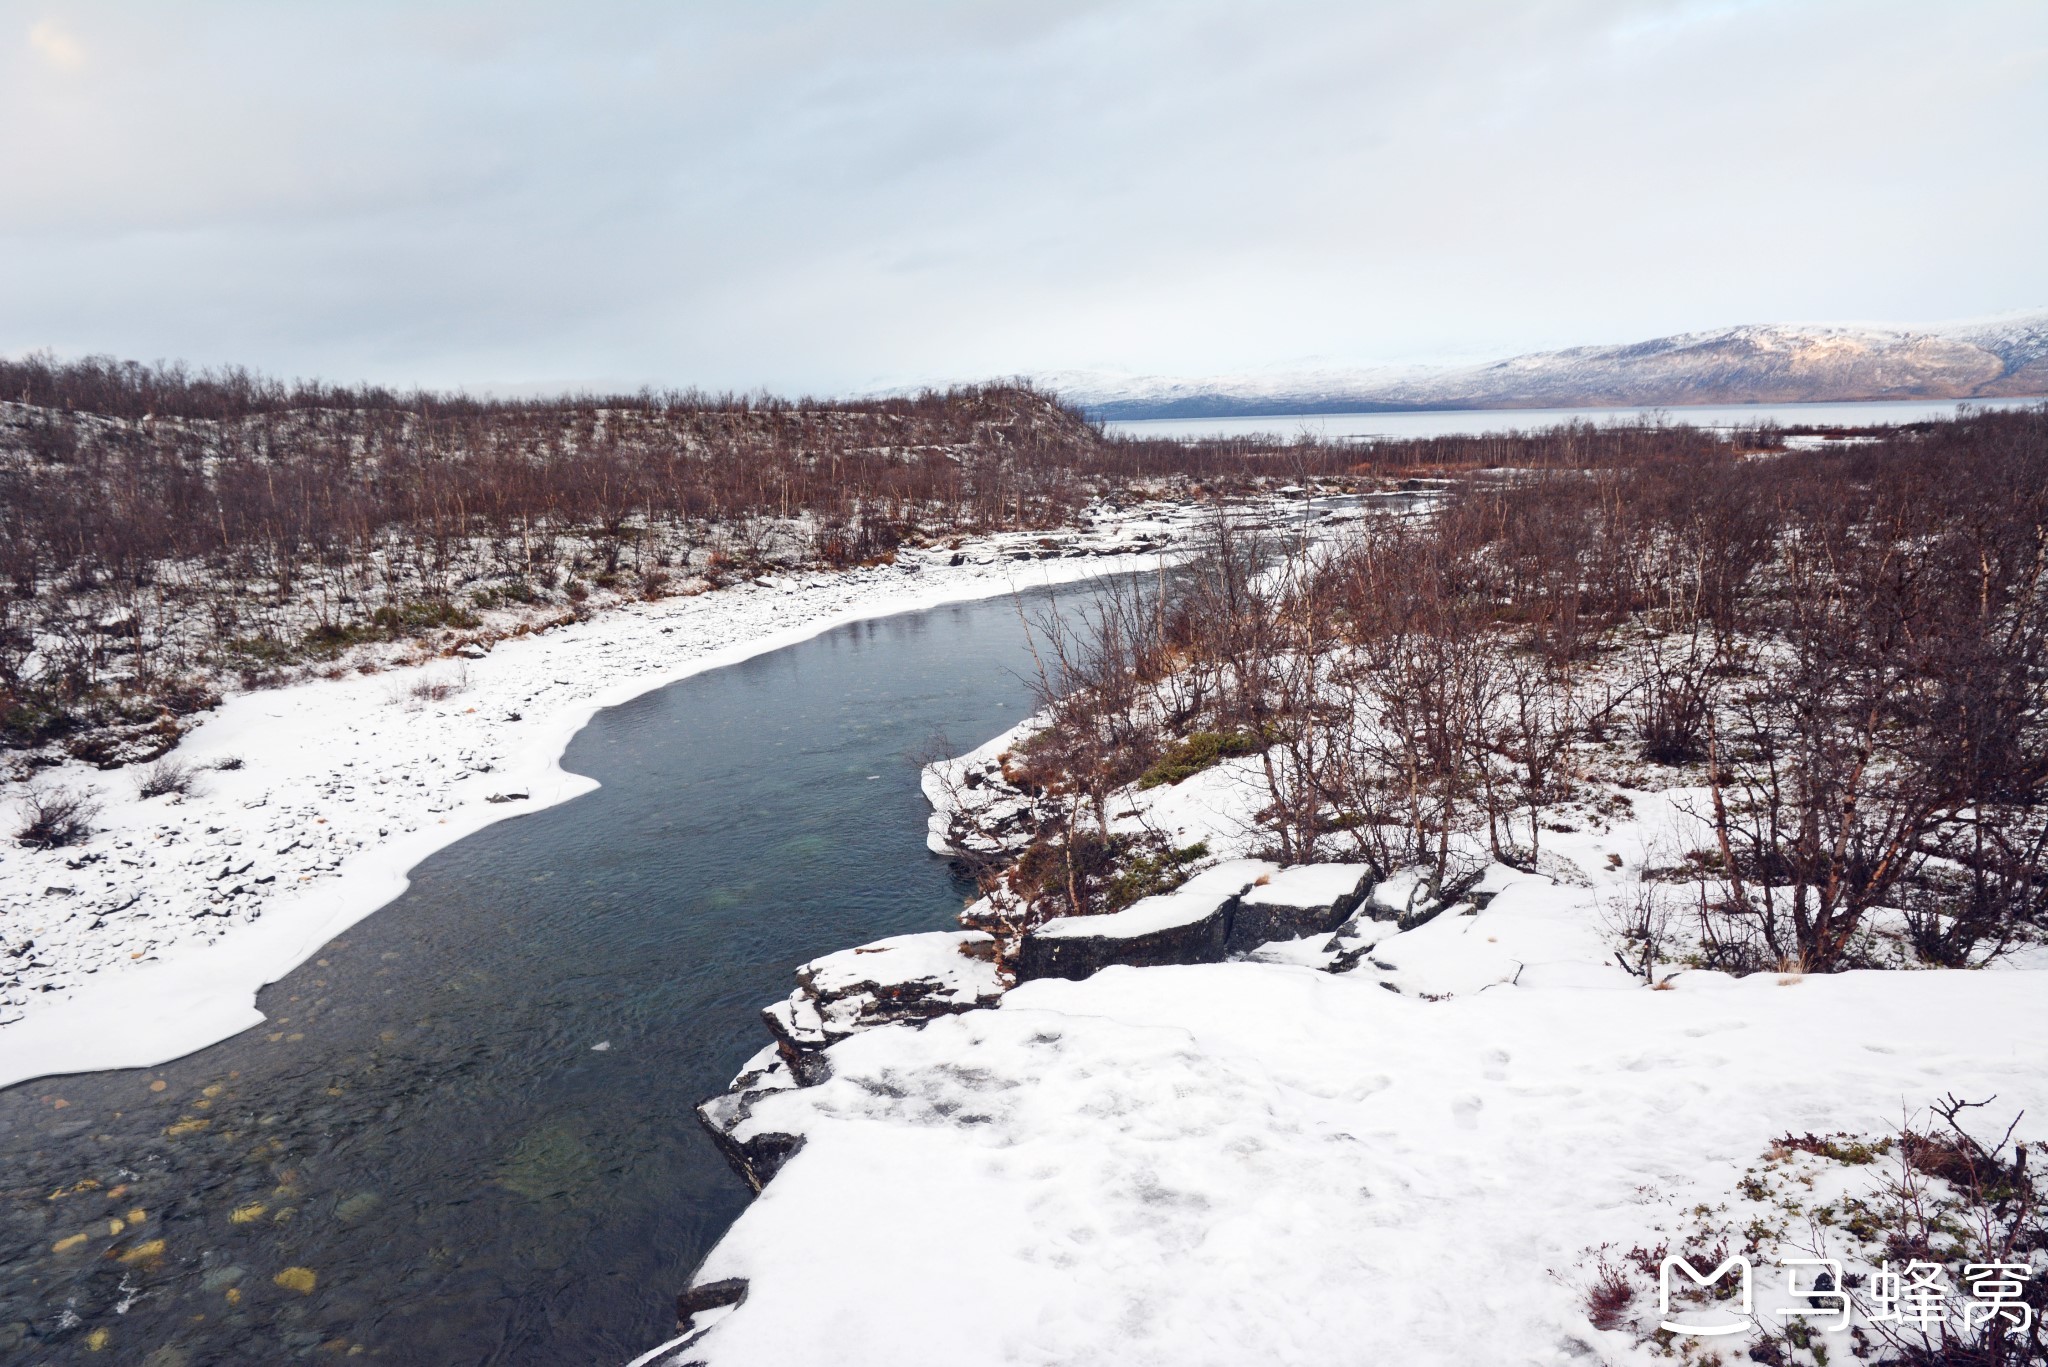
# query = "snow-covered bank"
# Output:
<box><xmin>0</xmin><ymin>502</ymin><xmax>1248</xmax><ymax>1091</ymax></box>
<box><xmin>669</xmin><ymin>755</ymin><xmax>2048</xmax><ymax>1365</ymax></box>
<box><xmin>670</xmin><ymin>666</ymin><xmax>2048</xmax><ymax>1365</ymax></box>
<box><xmin>660</xmin><ymin>958</ymin><xmax>2048</xmax><ymax>1366</ymax></box>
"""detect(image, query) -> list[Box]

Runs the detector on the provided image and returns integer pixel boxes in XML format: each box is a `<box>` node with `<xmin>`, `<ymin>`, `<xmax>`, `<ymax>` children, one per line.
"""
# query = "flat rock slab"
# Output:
<box><xmin>1227</xmin><ymin>862</ymin><xmax>1371</xmax><ymax>951</ymax></box>
<box><xmin>1018</xmin><ymin>859</ymin><xmax>1277</xmax><ymax>981</ymax></box>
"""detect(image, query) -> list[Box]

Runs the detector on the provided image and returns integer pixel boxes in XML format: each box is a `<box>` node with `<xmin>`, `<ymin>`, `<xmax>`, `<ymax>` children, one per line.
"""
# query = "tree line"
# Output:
<box><xmin>0</xmin><ymin>347</ymin><xmax>1955</xmax><ymax>791</ymax></box>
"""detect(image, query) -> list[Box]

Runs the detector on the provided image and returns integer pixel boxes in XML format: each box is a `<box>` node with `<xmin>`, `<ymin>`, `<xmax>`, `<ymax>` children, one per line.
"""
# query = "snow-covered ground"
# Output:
<box><xmin>0</xmin><ymin>501</ymin><xmax>1251</xmax><ymax>1091</ymax></box>
<box><xmin>658</xmin><ymin>698</ymin><xmax>2048</xmax><ymax>1366</ymax></box>
<box><xmin>660</xmin><ymin>957</ymin><xmax>2046</xmax><ymax>1366</ymax></box>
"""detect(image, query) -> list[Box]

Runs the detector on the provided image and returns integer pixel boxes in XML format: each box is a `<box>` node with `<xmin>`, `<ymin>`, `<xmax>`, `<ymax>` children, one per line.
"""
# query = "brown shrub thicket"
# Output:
<box><xmin>13</xmin><ymin>782</ymin><xmax>100</xmax><ymax>848</ymax></box>
<box><xmin>1</xmin><ymin>352</ymin><xmax>1775</xmax><ymax>766</ymax></box>
<box><xmin>989</xmin><ymin>407</ymin><xmax>2048</xmax><ymax>971</ymax></box>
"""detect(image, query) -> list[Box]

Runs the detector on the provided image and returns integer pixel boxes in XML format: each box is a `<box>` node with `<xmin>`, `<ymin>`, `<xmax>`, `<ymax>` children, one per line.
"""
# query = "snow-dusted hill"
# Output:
<box><xmin>1065</xmin><ymin>311</ymin><xmax>2048</xmax><ymax>419</ymax></box>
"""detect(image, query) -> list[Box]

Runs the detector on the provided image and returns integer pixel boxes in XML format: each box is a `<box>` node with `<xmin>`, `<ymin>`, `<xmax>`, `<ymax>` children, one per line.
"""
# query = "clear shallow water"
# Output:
<box><xmin>0</xmin><ymin>587</ymin><xmax>1098</xmax><ymax>1365</ymax></box>
<box><xmin>1105</xmin><ymin>395</ymin><xmax>2047</xmax><ymax>442</ymax></box>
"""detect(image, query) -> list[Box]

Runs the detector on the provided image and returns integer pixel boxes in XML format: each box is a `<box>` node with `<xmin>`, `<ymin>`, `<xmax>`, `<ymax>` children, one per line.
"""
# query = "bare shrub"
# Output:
<box><xmin>14</xmin><ymin>784</ymin><xmax>101</xmax><ymax>848</ymax></box>
<box><xmin>391</xmin><ymin>663</ymin><xmax>469</xmax><ymax>707</ymax></box>
<box><xmin>1631</xmin><ymin>633</ymin><xmax>1716</xmax><ymax>765</ymax></box>
<box><xmin>1851</xmin><ymin>1098</ymin><xmax>2044</xmax><ymax>1366</ymax></box>
<box><xmin>1583</xmin><ymin>1255</ymin><xmax>1636</xmax><ymax>1332</ymax></box>
<box><xmin>136</xmin><ymin>756</ymin><xmax>196</xmax><ymax>798</ymax></box>
<box><xmin>1600</xmin><ymin>881</ymin><xmax>1679</xmax><ymax>982</ymax></box>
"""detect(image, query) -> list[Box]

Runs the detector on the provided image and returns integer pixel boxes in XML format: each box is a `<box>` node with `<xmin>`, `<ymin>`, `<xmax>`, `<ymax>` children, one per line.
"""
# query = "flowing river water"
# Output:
<box><xmin>0</xmin><ymin>585</ymin><xmax>1104</xmax><ymax>1365</ymax></box>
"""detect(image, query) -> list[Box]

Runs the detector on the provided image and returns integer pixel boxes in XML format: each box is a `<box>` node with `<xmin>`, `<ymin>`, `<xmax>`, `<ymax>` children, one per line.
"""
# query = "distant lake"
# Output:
<box><xmin>1103</xmin><ymin>395</ymin><xmax>2046</xmax><ymax>443</ymax></box>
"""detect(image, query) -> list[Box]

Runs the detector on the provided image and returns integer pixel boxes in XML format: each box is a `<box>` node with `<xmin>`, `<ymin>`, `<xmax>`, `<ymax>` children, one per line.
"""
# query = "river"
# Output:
<box><xmin>0</xmin><ymin>586</ymin><xmax>1101</xmax><ymax>1365</ymax></box>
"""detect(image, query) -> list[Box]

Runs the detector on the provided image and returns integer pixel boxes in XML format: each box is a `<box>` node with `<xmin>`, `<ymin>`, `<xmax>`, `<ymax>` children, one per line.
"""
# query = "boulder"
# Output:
<box><xmin>1226</xmin><ymin>863</ymin><xmax>1372</xmax><ymax>951</ymax></box>
<box><xmin>675</xmin><ymin>1277</ymin><xmax>748</xmax><ymax>1334</ymax></box>
<box><xmin>1017</xmin><ymin>859</ymin><xmax>1277</xmax><ymax>982</ymax></box>
<box><xmin>1323</xmin><ymin>863</ymin><xmax>1455</xmax><ymax>973</ymax></box>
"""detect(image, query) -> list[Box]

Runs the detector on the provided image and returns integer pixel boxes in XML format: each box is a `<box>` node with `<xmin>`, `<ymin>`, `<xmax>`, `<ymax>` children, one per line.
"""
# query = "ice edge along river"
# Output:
<box><xmin>0</xmin><ymin>506</ymin><xmax>1226</xmax><ymax>1092</ymax></box>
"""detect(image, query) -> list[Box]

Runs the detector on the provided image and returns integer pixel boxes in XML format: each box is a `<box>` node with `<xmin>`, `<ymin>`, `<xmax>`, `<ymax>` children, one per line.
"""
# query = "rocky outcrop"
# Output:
<box><xmin>1322</xmin><ymin>863</ymin><xmax>1476</xmax><ymax>973</ymax></box>
<box><xmin>1227</xmin><ymin>863</ymin><xmax>1371</xmax><ymax>951</ymax></box>
<box><xmin>701</xmin><ymin>862</ymin><xmax>1391</xmax><ymax>1194</ymax></box>
<box><xmin>1016</xmin><ymin>860</ymin><xmax>1394</xmax><ymax>981</ymax></box>
<box><xmin>643</xmin><ymin>1276</ymin><xmax>748</xmax><ymax>1366</ymax></box>
<box><xmin>758</xmin><ymin>929</ymin><xmax>1003</xmax><ymax>1082</ymax></box>
<box><xmin>1322</xmin><ymin>860</ymin><xmax>1541</xmax><ymax>976</ymax></box>
<box><xmin>1017</xmin><ymin>859</ymin><xmax>1278</xmax><ymax>981</ymax></box>
<box><xmin>676</xmin><ymin>1277</ymin><xmax>747</xmax><ymax>1332</ymax></box>
<box><xmin>699</xmin><ymin>931</ymin><xmax>1002</xmax><ymax>1187</ymax></box>
<box><xmin>920</xmin><ymin>726</ymin><xmax>1052</xmax><ymax>861</ymax></box>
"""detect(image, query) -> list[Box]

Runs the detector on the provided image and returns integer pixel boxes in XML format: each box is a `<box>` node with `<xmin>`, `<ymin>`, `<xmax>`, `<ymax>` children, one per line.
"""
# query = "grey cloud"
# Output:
<box><xmin>1</xmin><ymin>0</ymin><xmax>2042</xmax><ymax>393</ymax></box>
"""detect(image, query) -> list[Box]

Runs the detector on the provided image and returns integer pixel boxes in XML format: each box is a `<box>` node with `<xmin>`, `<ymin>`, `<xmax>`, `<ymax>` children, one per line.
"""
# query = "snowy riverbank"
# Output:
<box><xmin>665</xmin><ymin>694</ymin><xmax>2048</xmax><ymax>1365</ymax></box>
<box><xmin>0</xmin><ymin>500</ymin><xmax>1253</xmax><ymax>1091</ymax></box>
<box><xmin>665</xmin><ymin>956</ymin><xmax>2048</xmax><ymax>1366</ymax></box>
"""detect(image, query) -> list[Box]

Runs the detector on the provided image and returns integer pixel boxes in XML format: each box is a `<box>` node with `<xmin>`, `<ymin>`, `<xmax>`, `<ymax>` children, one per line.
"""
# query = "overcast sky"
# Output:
<box><xmin>4</xmin><ymin>1</ymin><xmax>2044</xmax><ymax>395</ymax></box>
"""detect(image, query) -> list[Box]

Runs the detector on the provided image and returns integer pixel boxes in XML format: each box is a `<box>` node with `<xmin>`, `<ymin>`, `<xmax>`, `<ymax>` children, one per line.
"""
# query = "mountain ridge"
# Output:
<box><xmin>1056</xmin><ymin>311</ymin><xmax>2048</xmax><ymax>419</ymax></box>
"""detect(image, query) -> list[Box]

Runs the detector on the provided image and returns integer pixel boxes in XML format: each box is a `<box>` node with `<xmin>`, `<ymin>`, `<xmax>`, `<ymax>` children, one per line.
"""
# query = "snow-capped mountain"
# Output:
<box><xmin>1059</xmin><ymin>311</ymin><xmax>2048</xmax><ymax>419</ymax></box>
